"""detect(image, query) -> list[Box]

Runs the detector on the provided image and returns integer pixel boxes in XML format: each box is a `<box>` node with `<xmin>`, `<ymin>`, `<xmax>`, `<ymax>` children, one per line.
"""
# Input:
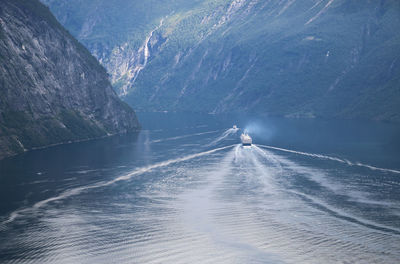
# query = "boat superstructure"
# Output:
<box><xmin>240</xmin><ymin>133</ymin><xmax>252</xmax><ymax>146</ymax></box>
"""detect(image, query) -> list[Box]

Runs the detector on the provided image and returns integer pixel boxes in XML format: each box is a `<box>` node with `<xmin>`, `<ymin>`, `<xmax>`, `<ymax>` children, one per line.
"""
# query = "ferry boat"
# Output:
<box><xmin>240</xmin><ymin>133</ymin><xmax>252</xmax><ymax>146</ymax></box>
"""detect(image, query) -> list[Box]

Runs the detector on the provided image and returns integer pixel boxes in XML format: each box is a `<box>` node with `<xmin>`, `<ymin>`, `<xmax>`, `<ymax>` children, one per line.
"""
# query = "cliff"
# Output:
<box><xmin>0</xmin><ymin>0</ymin><xmax>140</xmax><ymax>159</ymax></box>
<box><xmin>44</xmin><ymin>0</ymin><xmax>400</xmax><ymax>122</ymax></box>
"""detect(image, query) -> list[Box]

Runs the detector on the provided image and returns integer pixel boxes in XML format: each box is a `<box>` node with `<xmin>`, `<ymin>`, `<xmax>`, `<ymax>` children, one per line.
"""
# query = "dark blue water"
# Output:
<box><xmin>1</xmin><ymin>113</ymin><xmax>399</xmax><ymax>263</ymax></box>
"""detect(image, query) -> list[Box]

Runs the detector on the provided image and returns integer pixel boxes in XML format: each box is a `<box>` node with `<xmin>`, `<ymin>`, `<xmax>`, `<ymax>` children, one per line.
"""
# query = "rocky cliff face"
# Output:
<box><xmin>0</xmin><ymin>0</ymin><xmax>140</xmax><ymax>159</ymax></box>
<box><xmin>43</xmin><ymin>0</ymin><xmax>400</xmax><ymax>122</ymax></box>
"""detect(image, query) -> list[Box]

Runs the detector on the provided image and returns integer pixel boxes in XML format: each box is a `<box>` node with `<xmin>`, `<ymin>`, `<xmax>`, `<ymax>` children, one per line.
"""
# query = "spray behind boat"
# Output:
<box><xmin>230</xmin><ymin>125</ymin><xmax>252</xmax><ymax>147</ymax></box>
<box><xmin>240</xmin><ymin>128</ymin><xmax>252</xmax><ymax>146</ymax></box>
<box><xmin>210</xmin><ymin>125</ymin><xmax>252</xmax><ymax>147</ymax></box>
<box><xmin>207</xmin><ymin>125</ymin><xmax>239</xmax><ymax>146</ymax></box>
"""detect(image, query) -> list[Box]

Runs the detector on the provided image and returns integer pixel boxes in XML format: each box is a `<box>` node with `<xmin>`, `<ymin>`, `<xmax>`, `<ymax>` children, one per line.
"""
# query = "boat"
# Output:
<box><xmin>240</xmin><ymin>133</ymin><xmax>252</xmax><ymax>146</ymax></box>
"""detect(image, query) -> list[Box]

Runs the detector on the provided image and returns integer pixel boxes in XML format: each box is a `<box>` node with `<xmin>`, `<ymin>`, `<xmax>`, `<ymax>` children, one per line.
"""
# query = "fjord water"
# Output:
<box><xmin>1</xmin><ymin>113</ymin><xmax>400</xmax><ymax>263</ymax></box>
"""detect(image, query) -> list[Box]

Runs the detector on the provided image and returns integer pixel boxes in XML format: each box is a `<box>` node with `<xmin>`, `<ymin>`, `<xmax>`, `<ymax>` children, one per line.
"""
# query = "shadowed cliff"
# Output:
<box><xmin>0</xmin><ymin>0</ymin><xmax>140</xmax><ymax>159</ymax></box>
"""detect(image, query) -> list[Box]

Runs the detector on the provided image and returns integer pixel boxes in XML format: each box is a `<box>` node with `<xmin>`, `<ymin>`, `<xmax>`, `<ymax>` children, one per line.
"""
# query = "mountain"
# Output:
<box><xmin>42</xmin><ymin>0</ymin><xmax>400</xmax><ymax>122</ymax></box>
<box><xmin>0</xmin><ymin>0</ymin><xmax>140</xmax><ymax>159</ymax></box>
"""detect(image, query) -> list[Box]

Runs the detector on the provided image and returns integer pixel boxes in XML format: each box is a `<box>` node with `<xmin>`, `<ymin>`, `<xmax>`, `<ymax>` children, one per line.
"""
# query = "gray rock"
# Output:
<box><xmin>0</xmin><ymin>0</ymin><xmax>140</xmax><ymax>160</ymax></box>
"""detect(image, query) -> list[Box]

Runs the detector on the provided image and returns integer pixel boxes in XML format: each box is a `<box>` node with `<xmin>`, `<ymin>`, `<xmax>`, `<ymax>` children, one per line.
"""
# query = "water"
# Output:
<box><xmin>1</xmin><ymin>112</ymin><xmax>400</xmax><ymax>263</ymax></box>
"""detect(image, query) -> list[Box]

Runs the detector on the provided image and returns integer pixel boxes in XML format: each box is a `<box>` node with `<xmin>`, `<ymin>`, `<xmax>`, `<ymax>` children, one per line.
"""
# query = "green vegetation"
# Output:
<box><xmin>0</xmin><ymin>110</ymin><xmax>107</xmax><ymax>151</ymax></box>
<box><xmin>44</xmin><ymin>0</ymin><xmax>400</xmax><ymax>122</ymax></box>
<box><xmin>42</xmin><ymin>0</ymin><xmax>205</xmax><ymax>50</ymax></box>
<box><xmin>59</xmin><ymin>110</ymin><xmax>106</xmax><ymax>139</ymax></box>
<box><xmin>0</xmin><ymin>0</ymin><xmax>139</xmax><ymax>159</ymax></box>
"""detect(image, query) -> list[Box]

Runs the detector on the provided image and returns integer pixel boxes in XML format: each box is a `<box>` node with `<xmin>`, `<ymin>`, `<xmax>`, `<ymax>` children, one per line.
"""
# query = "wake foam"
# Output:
<box><xmin>149</xmin><ymin>130</ymin><xmax>219</xmax><ymax>144</ymax></box>
<box><xmin>257</xmin><ymin>144</ymin><xmax>400</xmax><ymax>174</ymax></box>
<box><xmin>2</xmin><ymin>145</ymin><xmax>235</xmax><ymax>225</ymax></box>
<box><xmin>253</xmin><ymin>145</ymin><xmax>400</xmax><ymax>235</ymax></box>
<box><xmin>207</xmin><ymin>127</ymin><xmax>239</xmax><ymax>147</ymax></box>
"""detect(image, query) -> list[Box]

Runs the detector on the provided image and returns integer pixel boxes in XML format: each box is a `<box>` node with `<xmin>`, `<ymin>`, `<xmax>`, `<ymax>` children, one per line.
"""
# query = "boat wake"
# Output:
<box><xmin>252</xmin><ymin>145</ymin><xmax>400</xmax><ymax>235</ymax></box>
<box><xmin>1</xmin><ymin>145</ymin><xmax>235</xmax><ymax>226</ymax></box>
<box><xmin>2</xmin><ymin>138</ymin><xmax>400</xmax><ymax>263</ymax></box>
<box><xmin>257</xmin><ymin>144</ymin><xmax>400</xmax><ymax>174</ymax></box>
<box><xmin>166</xmin><ymin>144</ymin><xmax>400</xmax><ymax>263</ymax></box>
<box><xmin>207</xmin><ymin>127</ymin><xmax>239</xmax><ymax>146</ymax></box>
<box><xmin>149</xmin><ymin>130</ymin><xmax>220</xmax><ymax>144</ymax></box>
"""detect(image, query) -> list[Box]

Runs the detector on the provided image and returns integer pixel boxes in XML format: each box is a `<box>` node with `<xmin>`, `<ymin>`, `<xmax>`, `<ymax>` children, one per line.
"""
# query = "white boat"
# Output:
<box><xmin>240</xmin><ymin>133</ymin><xmax>252</xmax><ymax>146</ymax></box>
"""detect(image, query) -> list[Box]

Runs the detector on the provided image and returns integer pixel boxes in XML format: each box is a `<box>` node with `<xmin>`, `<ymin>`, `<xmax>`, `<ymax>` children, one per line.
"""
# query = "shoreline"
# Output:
<box><xmin>0</xmin><ymin>129</ymin><xmax>141</xmax><ymax>161</ymax></box>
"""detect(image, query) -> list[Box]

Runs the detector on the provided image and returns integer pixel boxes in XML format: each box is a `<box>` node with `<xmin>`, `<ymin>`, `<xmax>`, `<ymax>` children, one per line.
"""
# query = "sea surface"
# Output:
<box><xmin>1</xmin><ymin>113</ymin><xmax>400</xmax><ymax>263</ymax></box>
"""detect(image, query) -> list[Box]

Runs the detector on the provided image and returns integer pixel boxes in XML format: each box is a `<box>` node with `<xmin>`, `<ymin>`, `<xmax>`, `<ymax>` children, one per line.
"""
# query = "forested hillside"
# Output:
<box><xmin>43</xmin><ymin>0</ymin><xmax>400</xmax><ymax>121</ymax></box>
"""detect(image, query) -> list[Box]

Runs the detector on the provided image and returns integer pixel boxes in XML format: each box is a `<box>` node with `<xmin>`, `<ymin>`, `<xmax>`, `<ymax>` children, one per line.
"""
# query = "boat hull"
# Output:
<box><xmin>240</xmin><ymin>133</ymin><xmax>252</xmax><ymax>146</ymax></box>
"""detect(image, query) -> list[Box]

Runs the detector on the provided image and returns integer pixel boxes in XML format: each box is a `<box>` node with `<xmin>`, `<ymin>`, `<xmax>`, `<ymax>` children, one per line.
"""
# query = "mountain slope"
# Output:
<box><xmin>0</xmin><ymin>0</ymin><xmax>140</xmax><ymax>159</ymax></box>
<box><xmin>43</xmin><ymin>0</ymin><xmax>400</xmax><ymax>122</ymax></box>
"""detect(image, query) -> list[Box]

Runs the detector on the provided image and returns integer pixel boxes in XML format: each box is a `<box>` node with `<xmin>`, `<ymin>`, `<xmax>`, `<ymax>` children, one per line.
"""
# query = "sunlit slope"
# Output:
<box><xmin>43</xmin><ymin>0</ymin><xmax>400</xmax><ymax>121</ymax></box>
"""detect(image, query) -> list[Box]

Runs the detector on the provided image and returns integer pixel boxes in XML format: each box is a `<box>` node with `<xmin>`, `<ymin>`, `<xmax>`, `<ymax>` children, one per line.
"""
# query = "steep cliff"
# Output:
<box><xmin>43</xmin><ymin>0</ymin><xmax>400</xmax><ymax>122</ymax></box>
<box><xmin>0</xmin><ymin>0</ymin><xmax>140</xmax><ymax>159</ymax></box>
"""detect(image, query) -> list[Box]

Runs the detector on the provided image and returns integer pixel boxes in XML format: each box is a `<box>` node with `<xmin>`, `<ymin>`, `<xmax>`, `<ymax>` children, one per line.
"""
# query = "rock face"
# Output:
<box><xmin>0</xmin><ymin>0</ymin><xmax>140</xmax><ymax>159</ymax></box>
<box><xmin>44</xmin><ymin>0</ymin><xmax>400</xmax><ymax>122</ymax></box>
